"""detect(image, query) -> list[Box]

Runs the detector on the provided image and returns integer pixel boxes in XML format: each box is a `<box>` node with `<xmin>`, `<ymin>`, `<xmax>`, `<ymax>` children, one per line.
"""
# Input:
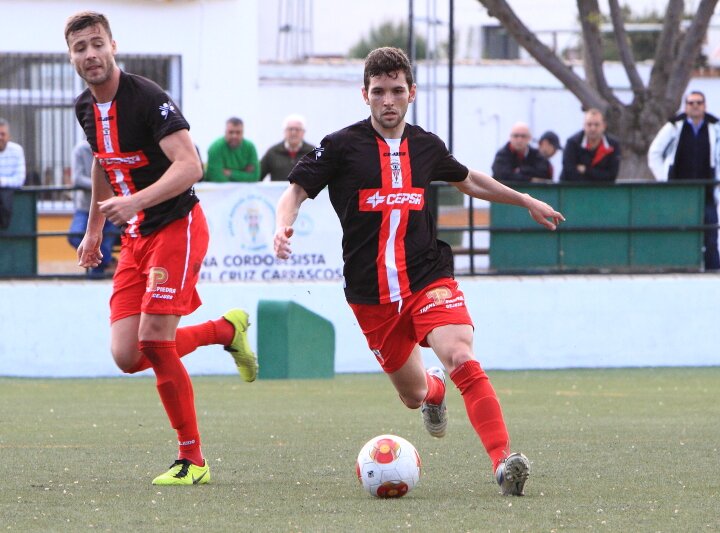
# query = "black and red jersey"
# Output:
<box><xmin>74</xmin><ymin>71</ymin><xmax>199</xmax><ymax>237</ymax></box>
<box><xmin>289</xmin><ymin>118</ymin><xmax>468</xmax><ymax>304</ymax></box>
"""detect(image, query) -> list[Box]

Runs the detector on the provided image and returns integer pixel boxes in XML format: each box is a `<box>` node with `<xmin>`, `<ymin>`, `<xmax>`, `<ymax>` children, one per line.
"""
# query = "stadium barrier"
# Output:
<box><xmin>257</xmin><ymin>300</ymin><xmax>335</xmax><ymax>379</ymax></box>
<box><xmin>0</xmin><ymin>181</ymin><xmax>717</xmax><ymax>278</ymax></box>
<box><xmin>489</xmin><ymin>181</ymin><xmax>710</xmax><ymax>272</ymax></box>
<box><xmin>1</xmin><ymin>275</ymin><xmax>718</xmax><ymax>378</ymax></box>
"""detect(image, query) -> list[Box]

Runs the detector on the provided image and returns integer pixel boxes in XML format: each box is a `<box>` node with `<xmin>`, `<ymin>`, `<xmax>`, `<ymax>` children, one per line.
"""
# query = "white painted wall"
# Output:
<box><xmin>1</xmin><ymin>275</ymin><xmax>718</xmax><ymax>378</ymax></box>
<box><xmin>4</xmin><ymin>1</ymin><xmax>720</xmax><ymax>177</ymax></box>
<box><xmin>254</xmin><ymin>62</ymin><xmax>720</xmax><ymax>179</ymax></box>
<box><xmin>1</xmin><ymin>0</ymin><xmax>259</xmax><ymax>158</ymax></box>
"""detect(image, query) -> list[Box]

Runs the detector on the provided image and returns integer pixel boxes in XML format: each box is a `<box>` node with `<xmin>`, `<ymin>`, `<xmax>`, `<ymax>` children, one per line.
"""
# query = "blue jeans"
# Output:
<box><xmin>68</xmin><ymin>211</ymin><xmax>119</xmax><ymax>272</ymax></box>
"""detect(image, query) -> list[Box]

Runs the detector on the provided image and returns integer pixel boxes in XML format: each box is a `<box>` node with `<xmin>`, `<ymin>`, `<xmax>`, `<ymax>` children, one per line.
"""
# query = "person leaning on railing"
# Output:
<box><xmin>491</xmin><ymin>122</ymin><xmax>552</xmax><ymax>184</ymax></box>
<box><xmin>560</xmin><ymin>108</ymin><xmax>621</xmax><ymax>183</ymax></box>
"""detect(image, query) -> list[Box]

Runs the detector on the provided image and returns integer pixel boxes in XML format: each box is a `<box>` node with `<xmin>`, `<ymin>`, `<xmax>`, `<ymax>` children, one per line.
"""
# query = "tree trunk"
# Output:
<box><xmin>617</xmin><ymin>149</ymin><xmax>654</xmax><ymax>182</ymax></box>
<box><xmin>610</xmin><ymin>97</ymin><xmax>665</xmax><ymax>180</ymax></box>
<box><xmin>475</xmin><ymin>0</ymin><xmax>719</xmax><ymax>181</ymax></box>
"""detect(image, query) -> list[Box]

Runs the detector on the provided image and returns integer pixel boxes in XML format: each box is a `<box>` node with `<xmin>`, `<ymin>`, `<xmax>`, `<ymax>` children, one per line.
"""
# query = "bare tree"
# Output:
<box><xmin>477</xmin><ymin>0</ymin><xmax>718</xmax><ymax>179</ymax></box>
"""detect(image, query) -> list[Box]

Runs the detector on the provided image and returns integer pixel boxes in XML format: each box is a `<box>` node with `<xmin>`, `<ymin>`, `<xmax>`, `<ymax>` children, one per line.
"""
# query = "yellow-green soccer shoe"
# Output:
<box><xmin>223</xmin><ymin>308</ymin><xmax>258</xmax><ymax>382</ymax></box>
<box><xmin>152</xmin><ymin>459</ymin><xmax>210</xmax><ymax>486</ymax></box>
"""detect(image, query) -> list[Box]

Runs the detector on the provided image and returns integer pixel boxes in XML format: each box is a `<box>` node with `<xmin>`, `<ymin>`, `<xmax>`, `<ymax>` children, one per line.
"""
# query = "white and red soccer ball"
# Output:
<box><xmin>356</xmin><ymin>434</ymin><xmax>421</xmax><ymax>498</ymax></box>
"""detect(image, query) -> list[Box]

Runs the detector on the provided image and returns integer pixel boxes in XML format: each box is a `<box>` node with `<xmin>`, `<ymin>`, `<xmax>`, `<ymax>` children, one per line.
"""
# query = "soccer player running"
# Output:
<box><xmin>65</xmin><ymin>11</ymin><xmax>258</xmax><ymax>485</ymax></box>
<box><xmin>273</xmin><ymin>47</ymin><xmax>564</xmax><ymax>496</ymax></box>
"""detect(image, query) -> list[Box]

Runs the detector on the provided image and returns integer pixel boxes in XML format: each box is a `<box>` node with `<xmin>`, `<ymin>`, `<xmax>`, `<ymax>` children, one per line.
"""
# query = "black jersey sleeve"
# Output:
<box><xmin>431</xmin><ymin>135</ymin><xmax>469</xmax><ymax>183</ymax></box>
<box><xmin>287</xmin><ymin>134</ymin><xmax>340</xmax><ymax>199</ymax></box>
<box><xmin>140</xmin><ymin>80</ymin><xmax>190</xmax><ymax>145</ymax></box>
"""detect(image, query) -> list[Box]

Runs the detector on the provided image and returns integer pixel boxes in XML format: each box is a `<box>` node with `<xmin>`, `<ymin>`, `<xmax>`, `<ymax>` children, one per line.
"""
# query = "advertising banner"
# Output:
<box><xmin>195</xmin><ymin>182</ymin><xmax>344</xmax><ymax>283</ymax></box>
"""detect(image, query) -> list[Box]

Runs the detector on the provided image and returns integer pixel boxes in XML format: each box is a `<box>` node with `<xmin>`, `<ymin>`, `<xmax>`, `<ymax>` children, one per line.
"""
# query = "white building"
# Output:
<box><xmin>2</xmin><ymin>0</ymin><xmax>719</xmax><ymax>183</ymax></box>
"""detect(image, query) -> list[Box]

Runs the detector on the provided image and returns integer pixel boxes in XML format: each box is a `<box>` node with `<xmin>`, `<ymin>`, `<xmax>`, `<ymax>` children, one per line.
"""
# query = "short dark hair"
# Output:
<box><xmin>363</xmin><ymin>47</ymin><xmax>414</xmax><ymax>91</ymax></box>
<box><xmin>64</xmin><ymin>11</ymin><xmax>113</xmax><ymax>45</ymax></box>
<box><xmin>226</xmin><ymin>117</ymin><xmax>244</xmax><ymax>127</ymax></box>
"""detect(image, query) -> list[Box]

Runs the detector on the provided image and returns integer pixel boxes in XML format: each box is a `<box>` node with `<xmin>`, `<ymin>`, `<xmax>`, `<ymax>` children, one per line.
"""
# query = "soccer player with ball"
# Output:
<box><xmin>65</xmin><ymin>11</ymin><xmax>258</xmax><ymax>485</ymax></box>
<box><xmin>274</xmin><ymin>47</ymin><xmax>564</xmax><ymax>496</ymax></box>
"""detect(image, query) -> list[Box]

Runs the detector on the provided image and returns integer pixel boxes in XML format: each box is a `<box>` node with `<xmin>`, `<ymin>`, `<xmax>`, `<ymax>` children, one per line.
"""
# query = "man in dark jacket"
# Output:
<box><xmin>260</xmin><ymin>114</ymin><xmax>314</xmax><ymax>181</ymax></box>
<box><xmin>560</xmin><ymin>109</ymin><xmax>621</xmax><ymax>182</ymax></box>
<box><xmin>491</xmin><ymin>122</ymin><xmax>552</xmax><ymax>183</ymax></box>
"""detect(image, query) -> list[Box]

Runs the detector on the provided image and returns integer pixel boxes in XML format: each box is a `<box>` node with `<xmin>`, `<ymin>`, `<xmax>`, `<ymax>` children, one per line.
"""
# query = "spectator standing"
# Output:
<box><xmin>491</xmin><ymin>122</ymin><xmax>551</xmax><ymax>183</ymax></box>
<box><xmin>206</xmin><ymin>117</ymin><xmax>260</xmax><ymax>182</ymax></box>
<box><xmin>0</xmin><ymin>117</ymin><xmax>26</xmax><ymax>229</ymax></box>
<box><xmin>560</xmin><ymin>109</ymin><xmax>621</xmax><ymax>182</ymax></box>
<box><xmin>260</xmin><ymin>114</ymin><xmax>315</xmax><ymax>181</ymax></box>
<box><xmin>67</xmin><ymin>139</ymin><xmax>119</xmax><ymax>277</ymax></box>
<box><xmin>537</xmin><ymin>131</ymin><xmax>562</xmax><ymax>181</ymax></box>
<box><xmin>648</xmin><ymin>90</ymin><xmax>720</xmax><ymax>270</ymax></box>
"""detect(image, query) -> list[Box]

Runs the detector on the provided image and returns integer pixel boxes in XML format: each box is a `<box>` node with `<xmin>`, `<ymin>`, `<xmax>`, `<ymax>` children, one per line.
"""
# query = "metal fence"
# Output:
<box><xmin>0</xmin><ymin>52</ymin><xmax>182</xmax><ymax>188</ymax></box>
<box><xmin>0</xmin><ymin>182</ymin><xmax>714</xmax><ymax>279</ymax></box>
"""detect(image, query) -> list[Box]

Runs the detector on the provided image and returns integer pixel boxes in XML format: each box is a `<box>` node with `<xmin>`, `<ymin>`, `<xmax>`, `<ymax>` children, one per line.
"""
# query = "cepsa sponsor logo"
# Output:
<box><xmin>359</xmin><ymin>188</ymin><xmax>425</xmax><ymax>211</ymax></box>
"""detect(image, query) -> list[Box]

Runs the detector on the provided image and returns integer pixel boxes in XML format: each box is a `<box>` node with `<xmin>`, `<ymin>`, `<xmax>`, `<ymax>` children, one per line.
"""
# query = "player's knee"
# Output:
<box><xmin>113</xmin><ymin>348</ymin><xmax>142</xmax><ymax>373</ymax></box>
<box><xmin>444</xmin><ymin>350</ymin><xmax>474</xmax><ymax>374</ymax></box>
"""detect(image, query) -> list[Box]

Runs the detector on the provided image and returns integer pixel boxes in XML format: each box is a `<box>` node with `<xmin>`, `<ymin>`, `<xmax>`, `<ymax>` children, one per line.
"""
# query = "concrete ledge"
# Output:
<box><xmin>1</xmin><ymin>274</ymin><xmax>718</xmax><ymax>377</ymax></box>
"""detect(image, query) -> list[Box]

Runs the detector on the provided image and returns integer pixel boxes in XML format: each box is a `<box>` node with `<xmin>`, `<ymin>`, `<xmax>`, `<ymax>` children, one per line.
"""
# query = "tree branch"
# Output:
<box><xmin>665</xmin><ymin>0</ymin><xmax>720</xmax><ymax>103</ymax></box>
<box><xmin>576</xmin><ymin>0</ymin><xmax>617</xmax><ymax>103</ymax></box>
<box><xmin>477</xmin><ymin>0</ymin><xmax>607</xmax><ymax>110</ymax></box>
<box><xmin>608</xmin><ymin>0</ymin><xmax>645</xmax><ymax>95</ymax></box>
<box><xmin>648</xmin><ymin>0</ymin><xmax>684</xmax><ymax>105</ymax></box>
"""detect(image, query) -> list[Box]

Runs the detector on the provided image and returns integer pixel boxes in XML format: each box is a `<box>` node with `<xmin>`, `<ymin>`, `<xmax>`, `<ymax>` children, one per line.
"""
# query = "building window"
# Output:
<box><xmin>481</xmin><ymin>25</ymin><xmax>520</xmax><ymax>60</ymax></box>
<box><xmin>0</xmin><ymin>53</ymin><xmax>181</xmax><ymax>188</ymax></box>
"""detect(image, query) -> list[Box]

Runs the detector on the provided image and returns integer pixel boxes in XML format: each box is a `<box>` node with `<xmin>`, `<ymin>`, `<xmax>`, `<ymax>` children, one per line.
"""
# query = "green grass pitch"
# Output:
<box><xmin>2</xmin><ymin>368</ymin><xmax>719</xmax><ymax>532</ymax></box>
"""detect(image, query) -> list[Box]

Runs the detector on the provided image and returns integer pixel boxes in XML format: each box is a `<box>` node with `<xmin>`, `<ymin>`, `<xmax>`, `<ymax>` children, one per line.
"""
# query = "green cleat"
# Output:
<box><xmin>152</xmin><ymin>459</ymin><xmax>210</xmax><ymax>486</ymax></box>
<box><xmin>223</xmin><ymin>308</ymin><xmax>258</xmax><ymax>382</ymax></box>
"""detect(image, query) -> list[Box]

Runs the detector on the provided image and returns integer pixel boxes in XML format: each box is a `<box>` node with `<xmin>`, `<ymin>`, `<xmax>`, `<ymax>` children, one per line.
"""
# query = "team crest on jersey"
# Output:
<box><xmin>159</xmin><ymin>101</ymin><xmax>176</xmax><ymax>119</ymax></box>
<box><xmin>391</xmin><ymin>161</ymin><xmax>402</xmax><ymax>187</ymax></box>
<box><xmin>314</xmin><ymin>146</ymin><xmax>324</xmax><ymax>159</ymax></box>
<box><xmin>425</xmin><ymin>286</ymin><xmax>452</xmax><ymax>305</ymax></box>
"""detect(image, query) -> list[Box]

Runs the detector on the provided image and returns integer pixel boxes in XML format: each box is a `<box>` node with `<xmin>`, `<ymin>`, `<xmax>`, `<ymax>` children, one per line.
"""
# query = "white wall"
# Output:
<box><xmin>5</xmin><ymin>1</ymin><xmax>720</xmax><ymax>176</ymax></box>
<box><xmin>1</xmin><ymin>0</ymin><xmax>258</xmax><ymax>158</ymax></box>
<box><xmin>1</xmin><ymin>275</ymin><xmax>718</xmax><ymax>378</ymax></box>
<box><xmin>256</xmin><ymin>0</ymin><xmax>691</xmax><ymax>62</ymax></box>
<box><xmin>254</xmin><ymin>62</ymin><xmax>720</xmax><ymax>178</ymax></box>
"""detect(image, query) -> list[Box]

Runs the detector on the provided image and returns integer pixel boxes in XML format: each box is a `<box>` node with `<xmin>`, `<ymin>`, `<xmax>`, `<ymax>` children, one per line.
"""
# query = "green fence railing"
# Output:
<box><xmin>489</xmin><ymin>181</ymin><xmax>708</xmax><ymax>272</ymax></box>
<box><xmin>0</xmin><ymin>189</ymin><xmax>38</xmax><ymax>277</ymax></box>
<box><xmin>0</xmin><ymin>182</ymin><xmax>714</xmax><ymax>278</ymax></box>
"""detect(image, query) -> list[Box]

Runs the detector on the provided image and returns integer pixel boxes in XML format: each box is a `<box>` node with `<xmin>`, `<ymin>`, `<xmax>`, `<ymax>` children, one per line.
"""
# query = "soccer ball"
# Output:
<box><xmin>355</xmin><ymin>434</ymin><xmax>421</xmax><ymax>498</ymax></box>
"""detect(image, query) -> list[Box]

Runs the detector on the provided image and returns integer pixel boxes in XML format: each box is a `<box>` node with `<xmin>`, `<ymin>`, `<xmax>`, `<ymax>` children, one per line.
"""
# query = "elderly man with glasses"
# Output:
<box><xmin>649</xmin><ymin>90</ymin><xmax>720</xmax><ymax>270</ymax></box>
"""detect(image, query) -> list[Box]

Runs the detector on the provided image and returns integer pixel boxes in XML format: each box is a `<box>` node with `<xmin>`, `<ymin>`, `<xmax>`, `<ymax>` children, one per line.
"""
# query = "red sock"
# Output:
<box><xmin>450</xmin><ymin>360</ymin><xmax>510</xmax><ymax>471</ymax></box>
<box><xmin>140</xmin><ymin>340</ymin><xmax>203</xmax><ymax>466</ymax></box>
<box><xmin>176</xmin><ymin>317</ymin><xmax>235</xmax><ymax>355</ymax></box>
<box><xmin>424</xmin><ymin>371</ymin><xmax>445</xmax><ymax>405</ymax></box>
<box><xmin>125</xmin><ymin>318</ymin><xmax>235</xmax><ymax>374</ymax></box>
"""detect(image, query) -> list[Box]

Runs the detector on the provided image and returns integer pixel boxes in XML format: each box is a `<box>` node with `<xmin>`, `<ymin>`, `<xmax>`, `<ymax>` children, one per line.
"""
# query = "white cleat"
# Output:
<box><xmin>495</xmin><ymin>452</ymin><xmax>530</xmax><ymax>496</ymax></box>
<box><xmin>421</xmin><ymin>366</ymin><xmax>448</xmax><ymax>438</ymax></box>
